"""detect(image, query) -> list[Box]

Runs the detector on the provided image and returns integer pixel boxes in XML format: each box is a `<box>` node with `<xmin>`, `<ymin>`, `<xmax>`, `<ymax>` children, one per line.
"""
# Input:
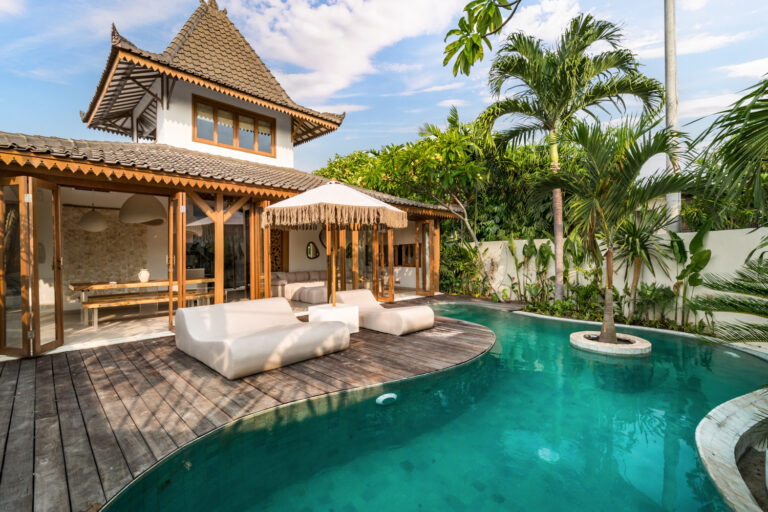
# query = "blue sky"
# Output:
<box><xmin>0</xmin><ymin>0</ymin><xmax>766</xmax><ymax>172</ymax></box>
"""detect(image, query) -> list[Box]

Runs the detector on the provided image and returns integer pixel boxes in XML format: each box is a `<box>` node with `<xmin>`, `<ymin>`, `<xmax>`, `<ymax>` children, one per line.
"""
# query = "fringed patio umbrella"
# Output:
<box><xmin>263</xmin><ymin>181</ymin><xmax>407</xmax><ymax>306</ymax></box>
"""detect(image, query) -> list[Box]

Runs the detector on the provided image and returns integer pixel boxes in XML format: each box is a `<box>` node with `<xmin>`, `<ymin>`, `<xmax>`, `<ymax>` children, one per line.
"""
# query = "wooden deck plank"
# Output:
<box><xmin>103</xmin><ymin>344</ymin><xmax>198</xmax><ymax>447</ymax></box>
<box><xmin>92</xmin><ymin>346</ymin><xmax>177</xmax><ymax>460</ymax></box>
<box><xmin>118</xmin><ymin>343</ymin><xmax>217</xmax><ymax>437</ymax></box>
<box><xmin>51</xmin><ymin>354</ymin><xmax>106</xmax><ymax>512</ymax></box>
<box><xmin>0</xmin><ymin>359</ymin><xmax>36</xmax><ymax>512</ymax></box>
<box><xmin>78</xmin><ymin>350</ymin><xmax>156</xmax><ymax>477</ymax></box>
<box><xmin>65</xmin><ymin>352</ymin><xmax>134</xmax><ymax>500</ymax></box>
<box><xmin>33</xmin><ymin>357</ymin><xmax>70</xmax><ymax>512</ymax></box>
<box><xmin>10</xmin><ymin>315</ymin><xmax>496</xmax><ymax>511</ymax></box>
<box><xmin>0</xmin><ymin>360</ymin><xmax>20</xmax><ymax>473</ymax></box>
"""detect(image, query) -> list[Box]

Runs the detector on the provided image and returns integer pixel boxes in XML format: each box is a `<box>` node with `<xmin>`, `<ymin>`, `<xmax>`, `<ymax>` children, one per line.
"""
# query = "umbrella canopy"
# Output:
<box><xmin>263</xmin><ymin>181</ymin><xmax>407</xmax><ymax>230</ymax></box>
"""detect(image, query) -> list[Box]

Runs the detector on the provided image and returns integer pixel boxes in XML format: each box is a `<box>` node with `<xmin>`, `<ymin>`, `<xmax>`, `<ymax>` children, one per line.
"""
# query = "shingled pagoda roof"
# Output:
<box><xmin>82</xmin><ymin>0</ymin><xmax>344</xmax><ymax>145</ymax></box>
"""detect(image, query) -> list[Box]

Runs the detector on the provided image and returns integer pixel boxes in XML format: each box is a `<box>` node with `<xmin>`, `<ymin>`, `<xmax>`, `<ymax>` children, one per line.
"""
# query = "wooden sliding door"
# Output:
<box><xmin>0</xmin><ymin>177</ymin><xmax>30</xmax><ymax>357</ymax></box>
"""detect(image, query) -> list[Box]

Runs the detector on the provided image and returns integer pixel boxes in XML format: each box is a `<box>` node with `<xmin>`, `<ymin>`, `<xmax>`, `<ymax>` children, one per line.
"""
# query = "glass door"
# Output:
<box><xmin>0</xmin><ymin>177</ymin><xmax>31</xmax><ymax>357</ymax></box>
<box><xmin>31</xmin><ymin>179</ymin><xmax>63</xmax><ymax>354</ymax></box>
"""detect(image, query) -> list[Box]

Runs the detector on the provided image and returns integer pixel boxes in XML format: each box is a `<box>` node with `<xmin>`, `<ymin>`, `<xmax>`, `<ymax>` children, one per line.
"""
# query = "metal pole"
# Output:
<box><xmin>665</xmin><ymin>0</ymin><xmax>681</xmax><ymax>231</ymax></box>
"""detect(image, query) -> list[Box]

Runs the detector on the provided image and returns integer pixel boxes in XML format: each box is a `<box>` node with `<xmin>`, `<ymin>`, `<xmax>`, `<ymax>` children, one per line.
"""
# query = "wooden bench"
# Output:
<box><xmin>82</xmin><ymin>290</ymin><xmax>214</xmax><ymax>328</ymax></box>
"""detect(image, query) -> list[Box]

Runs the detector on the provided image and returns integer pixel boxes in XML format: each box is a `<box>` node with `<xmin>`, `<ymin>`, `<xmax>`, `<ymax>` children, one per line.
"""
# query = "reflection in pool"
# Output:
<box><xmin>105</xmin><ymin>305</ymin><xmax>767</xmax><ymax>511</ymax></box>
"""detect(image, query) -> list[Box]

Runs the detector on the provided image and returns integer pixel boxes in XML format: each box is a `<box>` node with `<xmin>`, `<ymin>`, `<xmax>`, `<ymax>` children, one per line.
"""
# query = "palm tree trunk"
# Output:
<box><xmin>549</xmin><ymin>133</ymin><xmax>565</xmax><ymax>301</ymax></box>
<box><xmin>628</xmin><ymin>256</ymin><xmax>642</xmax><ymax>320</ymax></box>
<box><xmin>599</xmin><ymin>244</ymin><xmax>618</xmax><ymax>343</ymax></box>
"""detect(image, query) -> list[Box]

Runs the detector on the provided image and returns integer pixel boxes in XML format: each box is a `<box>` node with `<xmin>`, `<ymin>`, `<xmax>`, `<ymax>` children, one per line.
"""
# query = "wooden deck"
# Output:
<box><xmin>0</xmin><ymin>315</ymin><xmax>495</xmax><ymax>512</ymax></box>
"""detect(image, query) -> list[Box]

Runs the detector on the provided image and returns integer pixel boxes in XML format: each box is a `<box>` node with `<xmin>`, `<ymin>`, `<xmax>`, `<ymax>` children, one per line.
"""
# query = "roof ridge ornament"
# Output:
<box><xmin>110</xmin><ymin>23</ymin><xmax>121</xmax><ymax>45</ymax></box>
<box><xmin>209</xmin><ymin>0</ymin><xmax>218</xmax><ymax>10</ymax></box>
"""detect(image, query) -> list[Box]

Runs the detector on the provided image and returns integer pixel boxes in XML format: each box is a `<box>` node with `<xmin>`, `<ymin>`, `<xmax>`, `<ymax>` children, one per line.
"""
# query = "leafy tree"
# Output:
<box><xmin>478</xmin><ymin>14</ymin><xmax>665</xmax><ymax>301</ymax></box>
<box><xmin>614</xmin><ymin>205</ymin><xmax>672</xmax><ymax>319</ymax></box>
<box><xmin>540</xmin><ymin>118</ymin><xmax>688</xmax><ymax>343</ymax></box>
<box><xmin>443</xmin><ymin>0</ymin><xmax>523</xmax><ymax>76</ymax></box>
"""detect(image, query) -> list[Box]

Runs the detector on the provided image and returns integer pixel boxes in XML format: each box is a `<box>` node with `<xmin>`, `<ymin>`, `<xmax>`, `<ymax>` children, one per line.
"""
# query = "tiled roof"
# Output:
<box><xmin>0</xmin><ymin>131</ymin><xmax>445</xmax><ymax>213</ymax></box>
<box><xmin>84</xmin><ymin>0</ymin><xmax>343</xmax><ymax>130</ymax></box>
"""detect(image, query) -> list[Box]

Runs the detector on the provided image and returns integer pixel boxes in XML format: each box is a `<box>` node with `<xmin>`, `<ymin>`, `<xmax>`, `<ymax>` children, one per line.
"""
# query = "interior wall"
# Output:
<box><xmin>288</xmin><ymin>229</ymin><xmax>326</xmax><ymax>272</ymax></box>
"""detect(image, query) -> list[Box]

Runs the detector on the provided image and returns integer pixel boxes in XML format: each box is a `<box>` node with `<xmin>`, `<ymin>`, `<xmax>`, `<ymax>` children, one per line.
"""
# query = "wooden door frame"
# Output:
<box><xmin>0</xmin><ymin>176</ymin><xmax>32</xmax><ymax>357</ymax></box>
<box><xmin>31</xmin><ymin>178</ymin><xmax>64</xmax><ymax>355</ymax></box>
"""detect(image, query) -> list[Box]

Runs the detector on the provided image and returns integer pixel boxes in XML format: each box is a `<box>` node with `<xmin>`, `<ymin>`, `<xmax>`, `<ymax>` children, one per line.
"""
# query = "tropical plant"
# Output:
<box><xmin>478</xmin><ymin>14</ymin><xmax>665</xmax><ymax>301</ymax></box>
<box><xmin>439</xmin><ymin>237</ymin><xmax>491</xmax><ymax>296</ymax></box>
<box><xmin>539</xmin><ymin>118</ymin><xmax>689</xmax><ymax>343</ymax></box>
<box><xmin>689</xmin><ymin>258</ymin><xmax>768</xmax><ymax>344</ymax></box>
<box><xmin>614</xmin><ymin>205</ymin><xmax>672</xmax><ymax>319</ymax></box>
<box><xmin>669</xmin><ymin>224</ymin><xmax>712</xmax><ymax>326</ymax></box>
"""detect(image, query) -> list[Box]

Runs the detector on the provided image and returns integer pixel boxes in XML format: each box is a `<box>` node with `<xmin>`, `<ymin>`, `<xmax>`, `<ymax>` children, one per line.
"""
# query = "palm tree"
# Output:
<box><xmin>541</xmin><ymin>118</ymin><xmax>689</xmax><ymax>343</ymax></box>
<box><xmin>614</xmin><ymin>205</ymin><xmax>672</xmax><ymax>319</ymax></box>
<box><xmin>479</xmin><ymin>14</ymin><xmax>665</xmax><ymax>301</ymax></box>
<box><xmin>689</xmin><ymin>258</ymin><xmax>768</xmax><ymax>343</ymax></box>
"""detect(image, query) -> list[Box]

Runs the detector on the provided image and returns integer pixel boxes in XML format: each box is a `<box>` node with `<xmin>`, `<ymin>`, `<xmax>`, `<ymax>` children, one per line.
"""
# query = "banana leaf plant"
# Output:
<box><xmin>670</xmin><ymin>223</ymin><xmax>712</xmax><ymax>325</ymax></box>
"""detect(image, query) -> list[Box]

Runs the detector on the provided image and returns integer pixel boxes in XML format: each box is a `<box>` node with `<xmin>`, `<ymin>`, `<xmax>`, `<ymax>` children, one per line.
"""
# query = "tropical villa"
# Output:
<box><xmin>2</xmin><ymin>1</ymin><xmax>768</xmax><ymax>511</ymax></box>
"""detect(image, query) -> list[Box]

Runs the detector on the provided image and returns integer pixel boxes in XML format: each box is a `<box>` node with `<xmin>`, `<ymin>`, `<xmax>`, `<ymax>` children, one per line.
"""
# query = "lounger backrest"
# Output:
<box><xmin>335</xmin><ymin>289</ymin><xmax>381</xmax><ymax>309</ymax></box>
<box><xmin>176</xmin><ymin>297</ymin><xmax>297</xmax><ymax>340</ymax></box>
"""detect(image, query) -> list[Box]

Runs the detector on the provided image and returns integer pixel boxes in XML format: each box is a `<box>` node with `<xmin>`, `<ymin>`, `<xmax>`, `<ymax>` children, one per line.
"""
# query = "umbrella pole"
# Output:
<box><xmin>331</xmin><ymin>225</ymin><xmax>337</xmax><ymax>307</ymax></box>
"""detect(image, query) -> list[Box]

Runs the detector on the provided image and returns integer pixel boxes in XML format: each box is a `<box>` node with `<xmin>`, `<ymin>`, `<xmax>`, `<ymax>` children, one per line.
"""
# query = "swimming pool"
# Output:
<box><xmin>105</xmin><ymin>304</ymin><xmax>768</xmax><ymax>511</ymax></box>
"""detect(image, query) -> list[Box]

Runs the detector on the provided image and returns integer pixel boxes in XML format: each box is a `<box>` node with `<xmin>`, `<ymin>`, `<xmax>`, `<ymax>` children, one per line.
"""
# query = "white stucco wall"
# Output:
<box><xmin>481</xmin><ymin>227</ymin><xmax>768</xmax><ymax>325</ymax></box>
<box><xmin>288</xmin><ymin>229</ymin><xmax>327</xmax><ymax>272</ymax></box>
<box><xmin>156</xmin><ymin>81</ymin><xmax>294</xmax><ymax>167</ymax></box>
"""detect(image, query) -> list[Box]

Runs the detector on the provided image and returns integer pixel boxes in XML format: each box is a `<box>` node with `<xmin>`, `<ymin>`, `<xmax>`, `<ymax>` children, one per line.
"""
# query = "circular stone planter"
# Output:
<box><xmin>569</xmin><ymin>331</ymin><xmax>651</xmax><ymax>357</ymax></box>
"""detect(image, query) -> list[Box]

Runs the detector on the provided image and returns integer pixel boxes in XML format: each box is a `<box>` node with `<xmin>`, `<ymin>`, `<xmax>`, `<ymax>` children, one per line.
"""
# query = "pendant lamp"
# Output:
<box><xmin>78</xmin><ymin>205</ymin><xmax>108</xmax><ymax>232</ymax></box>
<box><xmin>119</xmin><ymin>194</ymin><xmax>167</xmax><ymax>226</ymax></box>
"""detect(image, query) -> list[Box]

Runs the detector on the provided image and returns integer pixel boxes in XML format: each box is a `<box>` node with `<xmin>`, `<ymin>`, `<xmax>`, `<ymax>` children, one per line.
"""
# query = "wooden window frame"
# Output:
<box><xmin>192</xmin><ymin>95</ymin><xmax>277</xmax><ymax>158</ymax></box>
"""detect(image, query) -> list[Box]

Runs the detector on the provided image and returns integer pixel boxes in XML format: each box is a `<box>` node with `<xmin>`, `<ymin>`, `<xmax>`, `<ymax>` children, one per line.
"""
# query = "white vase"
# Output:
<box><xmin>138</xmin><ymin>269</ymin><xmax>151</xmax><ymax>283</ymax></box>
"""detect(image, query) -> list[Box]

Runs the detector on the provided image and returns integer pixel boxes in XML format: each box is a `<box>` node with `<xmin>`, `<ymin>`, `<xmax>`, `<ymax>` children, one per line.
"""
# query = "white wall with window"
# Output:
<box><xmin>156</xmin><ymin>81</ymin><xmax>294</xmax><ymax>167</ymax></box>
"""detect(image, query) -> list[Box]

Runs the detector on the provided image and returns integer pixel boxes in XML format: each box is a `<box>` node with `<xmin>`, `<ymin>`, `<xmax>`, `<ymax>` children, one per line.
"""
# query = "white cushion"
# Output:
<box><xmin>300</xmin><ymin>286</ymin><xmax>328</xmax><ymax>304</ymax></box>
<box><xmin>175</xmin><ymin>297</ymin><xmax>349</xmax><ymax>379</ymax></box>
<box><xmin>335</xmin><ymin>290</ymin><xmax>435</xmax><ymax>336</ymax></box>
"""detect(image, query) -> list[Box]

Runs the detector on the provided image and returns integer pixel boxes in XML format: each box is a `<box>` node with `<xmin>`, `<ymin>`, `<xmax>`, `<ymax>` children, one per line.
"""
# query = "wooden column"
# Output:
<box><xmin>214</xmin><ymin>193</ymin><xmax>225</xmax><ymax>304</ymax></box>
<box><xmin>176</xmin><ymin>192</ymin><xmax>187</xmax><ymax>308</ymax></box>
<box><xmin>415</xmin><ymin>222</ymin><xmax>421</xmax><ymax>292</ymax></box>
<box><xmin>167</xmin><ymin>196</ymin><xmax>175</xmax><ymax>329</ymax></box>
<box><xmin>433</xmin><ymin>221</ymin><xmax>440</xmax><ymax>293</ymax></box>
<box><xmin>421</xmin><ymin>223</ymin><xmax>428</xmax><ymax>292</ymax></box>
<box><xmin>262</xmin><ymin>200</ymin><xmax>271</xmax><ymax>298</ymax></box>
<box><xmin>326</xmin><ymin>223</ymin><xmax>332</xmax><ymax>301</ymax></box>
<box><xmin>249</xmin><ymin>201</ymin><xmax>260</xmax><ymax>299</ymax></box>
<box><xmin>338</xmin><ymin>228</ymin><xmax>346</xmax><ymax>291</ymax></box>
<box><xmin>387</xmin><ymin>228</ymin><xmax>394</xmax><ymax>300</ymax></box>
<box><xmin>372</xmin><ymin>226</ymin><xmax>379</xmax><ymax>299</ymax></box>
<box><xmin>331</xmin><ymin>226</ymin><xmax>337</xmax><ymax>306</ymax></box>
<box><xmin>351</xmin><ymin>229</ymin><xmax>359</xmax><ymax>289</ymax></box>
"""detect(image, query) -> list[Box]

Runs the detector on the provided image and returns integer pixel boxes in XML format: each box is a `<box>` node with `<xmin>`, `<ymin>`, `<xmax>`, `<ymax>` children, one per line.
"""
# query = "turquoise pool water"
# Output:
<box><xmin>105</xmin><ymin>305</ymin><xmax>768</xmax><ymax>511</ymax></box>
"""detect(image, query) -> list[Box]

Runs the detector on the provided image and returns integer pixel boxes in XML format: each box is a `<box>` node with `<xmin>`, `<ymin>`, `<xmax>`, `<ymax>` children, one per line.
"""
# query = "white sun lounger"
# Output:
<box><xmin>175</xmin><ymin>297</ymin><xmax>349</xmax><ymax>379</ymax></box>
<box><xmin>335</xmin><ymin>289</ymin><xmax>435</xmax><ymax>336</ymax></box>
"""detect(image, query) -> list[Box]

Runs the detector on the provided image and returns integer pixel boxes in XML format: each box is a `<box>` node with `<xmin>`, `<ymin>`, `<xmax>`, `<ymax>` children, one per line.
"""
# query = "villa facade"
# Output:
<box><xmin>0</xmin><ymin>0</ymin><xmax>446</xmax><ymax>358</ymax></box>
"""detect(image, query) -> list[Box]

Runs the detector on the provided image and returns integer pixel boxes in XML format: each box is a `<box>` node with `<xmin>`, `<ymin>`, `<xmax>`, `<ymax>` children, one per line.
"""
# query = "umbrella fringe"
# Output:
<box><xmin>263</xmin><ymin>204</ymin><xmax>408</xmax><ymax>230</ymax></box>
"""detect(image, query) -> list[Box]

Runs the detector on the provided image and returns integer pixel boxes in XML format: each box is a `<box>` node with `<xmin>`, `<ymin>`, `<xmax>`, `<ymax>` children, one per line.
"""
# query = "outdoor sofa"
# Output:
<box><xmin>175</xmin><ymin>297</ymin><xmax>349</xmax><ymax>379</ymax></box>
<box><xmin>335</xmin><ymin>289</ymin><xmax>435</xmax><ymax>336</ymax></box>
<box><xmin>271</xmin><ymin>270</ymin><xmax>327</xmax><ymax>301</ymax></box>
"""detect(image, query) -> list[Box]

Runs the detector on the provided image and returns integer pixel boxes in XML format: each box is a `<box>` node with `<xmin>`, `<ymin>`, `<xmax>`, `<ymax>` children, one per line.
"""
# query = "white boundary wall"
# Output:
<box><xmin>479</xmin><ymin>227</ymin><xmax>768</xmax><ymax>325</ymax></box>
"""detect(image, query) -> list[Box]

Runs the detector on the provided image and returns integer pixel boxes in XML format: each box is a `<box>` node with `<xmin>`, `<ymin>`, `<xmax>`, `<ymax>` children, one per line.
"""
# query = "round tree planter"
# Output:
<box><xmin>569</xmin><ymin>331</ymin><xmax>651</xmax><ymax>357</ymax></box>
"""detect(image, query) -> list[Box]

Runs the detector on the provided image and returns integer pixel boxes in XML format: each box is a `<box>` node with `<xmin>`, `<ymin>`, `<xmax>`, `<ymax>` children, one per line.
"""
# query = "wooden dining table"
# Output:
<box><xmin>69</xmin><ymin>278</ymin><xmax>215</xmax><ymax>326</ymax></box>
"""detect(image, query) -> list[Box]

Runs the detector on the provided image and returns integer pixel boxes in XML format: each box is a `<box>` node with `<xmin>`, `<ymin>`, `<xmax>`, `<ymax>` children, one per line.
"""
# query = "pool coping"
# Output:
<box><xmin>696</xmin><ymin>389</ymin><xmax>767</xmax><ymax>512</ymax></box>
<box><xmin>101</xmin><ymin>315</ymin><xmax>498</xmax><ymax>509</ymax></box>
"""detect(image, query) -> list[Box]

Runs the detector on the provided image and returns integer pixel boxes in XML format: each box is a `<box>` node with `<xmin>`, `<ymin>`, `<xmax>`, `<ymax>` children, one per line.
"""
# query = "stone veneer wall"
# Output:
<box><xmin>62</xmin><ymin>206</ymin><xmax>148</xmax><ymax>302</ymax></box>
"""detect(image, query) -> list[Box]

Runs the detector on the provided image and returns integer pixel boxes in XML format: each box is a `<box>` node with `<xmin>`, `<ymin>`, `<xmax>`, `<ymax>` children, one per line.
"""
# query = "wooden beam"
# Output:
<box><xmin>431</xmin><ymin>220</ymin><xmax>439</xmax><ymax>293</ymax></box>
<box><xmin>214</xmin><ymin>194</ymin><xmax>224</xmax><ymax>304</ymax></box>
<box><xmin>415</xmin><ymin>223</ymin><xmax>421</xmax><ymax>292</ymax></box>
<box><xmin>168</xmin><ymin>196</ymin><xmax>174</xmax><ymax>330</ymax></box>
<box><xmin>249</xmin><ymin>203</ymin><xmax>257</xmax><ymax>299</ymax></box>
<box><xmin>372</xmin><ymin>226</ymin><xmax>379</xmax><ymax>299</ymax></box>
<box><xmin>261</xmin><ymin>201</ymin><xmax>271</xmax><ymax>298</ymax></box>
<box><xmin>223</xmin><ymin>195</ymin><xmax>249</xmax><ymax>223</ymax></box>
<box><xmin>351</xmin><ymin>229</ymin><xmax>359</xmax><ymax>290</ymax></box>
<box><xmin>176</xmin><ymin>193</ymin><xmax>187</xmax><ymax>308</ymax></box>
<box><xmin>326</xmin><ymin>223</ymin><xmax>332</xmax><ymax>302</ymax></box>
<box><xmin>331</xmin><ymin>227</ymin><xmax>337</xmax><ymax>307</ymax></box>
<box><xmin>291</xmin><ymin>119</ymin><xmax>305</xmax><ymax>143</ymax></box>
<box><xmin>129</xmin><ymin>76</ymin><xmax>161</xmax><ymax>103</ymax></box>
<box><xmin>187</xmin><ymin>191</ymin><xmax>215</xmax><ymax>220</ymax></box>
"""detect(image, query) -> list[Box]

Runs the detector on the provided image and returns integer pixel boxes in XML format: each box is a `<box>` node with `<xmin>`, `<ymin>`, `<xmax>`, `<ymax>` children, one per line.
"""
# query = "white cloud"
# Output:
<box><xmin>634</xmin><ymin>31</ymin><xmax>749</xmax><ymax>59</ymax></box>
<box><xmin>678</xmin><ymin>93</ymin><xmax>740</xmax><ymax>120</ymax></box>
<box><xmin>437</xmin><ymin>99</ymin><xmax>468</xmax><ymax>107</ymax></box>
<box><xmin>718</xmin><ymin>57</ymin><xmax>768</xmax><ymax>78</ymax></box>
<box><xmin>309</xmin><ymin>104</ymin><xmax>368</xmax><ymax>114</ymax></box>
<box><xmin>378</xmin><ymin>62</ymin><xmax>424</xmax><ymax>73</ymax></box>
<box><xmin>395</xmin><ymin>82</ymin><xmax>464</xmax><ymax>97</ymax></box>
<box><xmin>680</xmin><ymin>0</ymin><xmax>707</xmax><ymax>10</ymax></box>
<box><xmin>500</xmin><ymin>0</ymin><xmax>581</xmax><ymax>42</ymax></box>
<box><xmin>223</xmin><ymin>0</ymin><xmax>464</xmax><ymax>103</ymax></box>
<box><xmin>0</xmin><ymin>0</ymin><xmax>23</xmax><ymax>17</ymax></box>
